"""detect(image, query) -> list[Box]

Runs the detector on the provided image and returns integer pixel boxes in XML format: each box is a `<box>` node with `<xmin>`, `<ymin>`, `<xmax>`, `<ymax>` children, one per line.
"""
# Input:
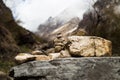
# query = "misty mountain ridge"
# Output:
<box><xmin>36</xmin><ymin>15</ymin><xmax>80</xmax><ymax>40</ymax></box>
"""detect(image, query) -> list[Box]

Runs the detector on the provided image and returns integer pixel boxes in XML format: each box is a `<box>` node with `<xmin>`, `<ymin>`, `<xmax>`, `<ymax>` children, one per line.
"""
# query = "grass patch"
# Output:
<box><xmin>0</xmin><ymin>60</ymin><xmax>15</xmax><ymax>73</ymax></box>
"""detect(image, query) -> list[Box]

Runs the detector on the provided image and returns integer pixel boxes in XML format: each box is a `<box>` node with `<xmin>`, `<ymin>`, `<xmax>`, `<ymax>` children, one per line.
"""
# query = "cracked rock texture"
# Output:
<box><xmin>68</xmin><ymin>36</ymin><xmax>112</xmax><ymax>57</ymax></box>
<box><xmin>10</xmin><ymin>57</ymin><xmax>120</xmax><ymax>80</ymax></box>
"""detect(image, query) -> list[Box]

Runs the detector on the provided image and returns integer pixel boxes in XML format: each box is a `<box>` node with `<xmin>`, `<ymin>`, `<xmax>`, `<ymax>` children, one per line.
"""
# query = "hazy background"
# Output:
<box><xmin>3</xmin><ymin>0</ymin><xmax>96</xmax><ymax>31</ymax></box>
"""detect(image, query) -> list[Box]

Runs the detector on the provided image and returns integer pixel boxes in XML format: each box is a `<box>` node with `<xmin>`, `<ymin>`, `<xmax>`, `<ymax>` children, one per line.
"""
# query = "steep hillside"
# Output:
<box><xmin>0</xmin><ymin>0</ymin><xmax>42</xmax><ymax>72</ymax></box>
<box><xmin>74</xmin><ymin>0</ymin><xmax>120</xmax><ymax>56</ymax></box>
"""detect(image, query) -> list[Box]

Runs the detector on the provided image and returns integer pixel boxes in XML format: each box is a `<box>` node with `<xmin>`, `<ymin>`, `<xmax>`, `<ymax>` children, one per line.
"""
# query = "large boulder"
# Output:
<box><xmin>68</xmin><ymin>36</ymin><xmax>112</xmax><ymax>57</ymax></box>
<box><xmin>10</xmin><ymin>57</ymin><xmax>120</xmax><ymax>80</ymax></box>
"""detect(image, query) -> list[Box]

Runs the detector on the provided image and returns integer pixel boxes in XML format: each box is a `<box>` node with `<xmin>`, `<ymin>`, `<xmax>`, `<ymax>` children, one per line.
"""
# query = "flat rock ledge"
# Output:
<box><xmin>10</xmin><ymin>57</ymin><xmax>120</xmax><ymax>80</ymax></box>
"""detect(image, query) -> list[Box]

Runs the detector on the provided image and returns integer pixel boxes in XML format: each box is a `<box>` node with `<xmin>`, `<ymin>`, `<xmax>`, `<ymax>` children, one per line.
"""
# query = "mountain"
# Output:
<box><xmin>36</xmin><ymin>6</ymin><xmax>83</xmax><ymax>40</ymax></box>
<box><xmin>50</xmin><ymin>17</ymin><xmax>80</xmax><ymax>39</ymax></box>
<box><xmin>74</xmin><ymin>0</ymin><xmax>120</xmax><ymax>56</ymax></box>
<box><xmin>36</xmin><ymin>17</ymin><xmax>80</xmax><ymax>40</ymax></box>
<box><xmin>36</xmin><ymin>17</ymin><xmax>63</xmax><ymax>38</ymax></box>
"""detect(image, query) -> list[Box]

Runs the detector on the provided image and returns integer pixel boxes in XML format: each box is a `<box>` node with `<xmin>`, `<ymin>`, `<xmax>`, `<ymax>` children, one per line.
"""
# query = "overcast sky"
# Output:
<box><xmin>3</xmin><ymin>0</ymin><xmax>96</xmax><ymax>31</ymax></box>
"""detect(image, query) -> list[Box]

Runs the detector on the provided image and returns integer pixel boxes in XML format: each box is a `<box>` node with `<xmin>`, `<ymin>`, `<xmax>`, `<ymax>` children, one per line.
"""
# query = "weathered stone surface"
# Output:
<box><xmin>15</xmin><ymin>53</ymin><xmax>35</xmax><ymax>64</ymax></box>
<box><xmin>68</xmin><ymin>36</ymin><xmax>112</xmax><ymax>57</ymax></box>
<box><xmin>10</xmin><ymin>57</ymin><xmax>120</xmax><ymax>80</ymax></box>
<box><xmin>31</xmin><ymin>50</ymin><xmax>44</xmax><ymax>55</ymax></box>
<box><xmin>34</xmin><ymin>55</ymin><xmax>51</xmax><ymax>61</ymax></box>
<box><xmin>55</xmin><ymin>46</ymin><xmax>63</xmax><ymax>52</ymax></box>
<box><xmin>49</xmin><ymin>53</ymin><xmax>61</xmax><ymax>59</ymax></box>
<box><xmin>60</xmin><ymin>50</ymin><xmax>71</xmax><ymax>58</ymax></box>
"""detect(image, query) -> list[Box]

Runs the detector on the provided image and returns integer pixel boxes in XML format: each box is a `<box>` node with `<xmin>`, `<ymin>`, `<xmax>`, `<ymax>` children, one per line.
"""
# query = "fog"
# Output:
<box><xmin>3</xmin><ymin>0</ymin><xmax>96</xmax><ymax>31</ymax></box>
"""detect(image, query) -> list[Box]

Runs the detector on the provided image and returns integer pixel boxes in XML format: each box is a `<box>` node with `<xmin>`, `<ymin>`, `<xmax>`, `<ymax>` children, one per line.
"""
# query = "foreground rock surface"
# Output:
<box><xmin>68</xmin><ymin>36</ymin><xmax>112</xmax><ymax>57</ymax></box>
<box><xmin>10</xmin><ymin>57</ymin><xmax>120</xmax><ymax>80</ymax></box>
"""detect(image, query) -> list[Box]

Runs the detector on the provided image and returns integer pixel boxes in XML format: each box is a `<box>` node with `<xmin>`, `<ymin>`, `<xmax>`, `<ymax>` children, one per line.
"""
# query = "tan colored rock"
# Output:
<box><xmin>31</xmin><ymin>50</ymin><xmax>43</xmax><ymax>55</ymax></box>
<box><xmin>94</xmin><ymin>38</ymin><xmax>112</xmax><ymax>57</ymax></box>
<box><xmin>53</xmin><ymin>33</ymin><xmax>67</xmax><ymax>53</ymax></box>
<box><xmin>60</xmin><ymin>50</ymin><xmax>71</xmax><ymax>58</ymax></box>
<box><xmin>55</xmin><ymin>46</ymin><xmax>63</xmax><ymax>52</ymax></box>
<box><xmin>34</xmin><ymin>55</ymin><xmax>51</xmax><ymax>61</ymax></box>
<box><xmin>54</xmin><ymin>38</ymin><xmax>63</xmax><ymax>43</ymax></box>
<box><xmin>54</xmin><ymin>43</ymin><xmax>64</xmax><ymax>46</ymax></box>
<box><xmin>68</xmin><ymin>36</ymin><xmax>112</xmax><ymax>57</ymax></box>
<box><xmin>49</xmin><ymin>53</ymin><xmax>61</xmax><ymax>59</ymax></box>
<box><xmin>15</xmin><ymin>53</ymin><xmax>35</xmax><ymax>64</ymax></box>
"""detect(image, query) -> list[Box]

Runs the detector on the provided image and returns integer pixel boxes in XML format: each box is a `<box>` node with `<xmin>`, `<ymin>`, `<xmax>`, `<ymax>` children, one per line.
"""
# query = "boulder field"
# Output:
<box><xmin>14</xmin><ymin>36</ymin><xmax>112</xmax><ymax>64</ymax></box>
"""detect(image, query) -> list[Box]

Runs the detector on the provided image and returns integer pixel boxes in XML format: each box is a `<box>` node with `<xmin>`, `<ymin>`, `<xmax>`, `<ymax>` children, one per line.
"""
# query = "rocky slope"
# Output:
<box><xmin>74</xmin><ymin>0</ymin><xmax>120</xmax><ymax>56</ymax></box>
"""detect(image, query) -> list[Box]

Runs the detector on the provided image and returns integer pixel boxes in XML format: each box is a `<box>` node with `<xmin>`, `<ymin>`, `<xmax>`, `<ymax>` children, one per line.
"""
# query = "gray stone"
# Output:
<box><xmin>10</xmin><ymin>57</ymin><xmax>120</xmax><ymax>80</ymax></box>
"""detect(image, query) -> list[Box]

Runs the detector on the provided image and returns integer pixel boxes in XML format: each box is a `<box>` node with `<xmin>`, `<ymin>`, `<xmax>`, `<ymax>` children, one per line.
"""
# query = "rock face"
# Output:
<box><xmin>10</xmin><ymin>57</ymin><xmax>120</xmax><ymax>80</ymax></box>
<box><xmin>68</xmin><ymin>36</ymin><xmax>112</xmax><ymax>57</ymax></box>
